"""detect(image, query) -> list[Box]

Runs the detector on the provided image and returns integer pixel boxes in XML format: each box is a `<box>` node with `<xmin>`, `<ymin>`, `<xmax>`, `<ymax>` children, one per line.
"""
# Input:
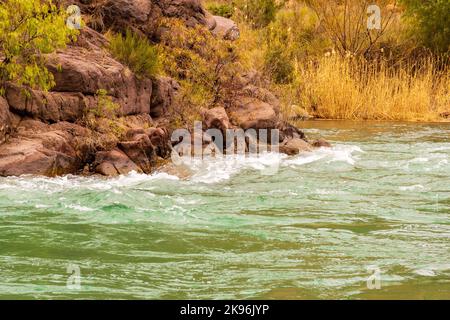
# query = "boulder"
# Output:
<box><xmin>122</xmin><ymin>114</ymin><xmax>154</xmax><ymax>130</ymax></box>
<box><xmin>5</xmin><ymin>84</ymin><xmax>88</xmax><ymax>122</ymax></box>
<box><xmin>228</xmin><ymin>97</ymin><xmax>278</xmax><ymax>130</ymax></box>
<box><xmin>95</xmin><ymin>162</ymin><xmax>119</xmax><ymax>177</ymax></box>
<box><xmin>202</xmin><ymin>107</ymin><xmax>230</xmax><ymax>131</ymax></box>
<box><xmin>96</xmin><ymin>0</ymin><xmax>209</xmax><ymax>36</ymax></box>
<box><xmin>50</xmin><ymin>121</ymin><xmax>91</xmax><ymax>138</ymax></box>
<box><xmin>312</xmin><ymin>138</ymin><xmax>332</xmax><ymax>148</ymax></box>
<box><xmin>119</xmin><ymin>134</ymin><xmax>156</xmax><ymax>173</ymax></box>
<box><xmin>155</xmin><ymin>0</ymin><xmax>209</xmax><ymax>27</ymax></box>
<box><xmin>74</xmin><ymin>26</ymin><xmax>109</xmax><ymax>50</ymax></box>
<box><xmin>16</xmin><ymin>118</ymin><xmax>51</xmax><ymax>133</ymax></box>
<box><xmin>0</xmin><ymin>97</ymin><xmax>12</xmax><ymax>144</ymax></box>
<box><xmin>45</xmin><ymin>46</ymin><xmax>152</xmax><ymax>116</ymax></box>
<box><xmin>279</xmin><ymin>138</ymin><xmax>312</xmax><ymax>156</ymax></box>
<box><xmin>0</xmin><ymin>123</ymin><xmax>81</xmax><ymax>176</ymax></box>
<box><xmin>150</xmin><ymin>77</ymin><xmax>180</xmax><ymax>118</ymax></box>
<box><xmin>277</xmin><ymin>121</ymin><xmax>307</xmax><ymax>142</ymax></box>
<box><xmin>94</xmin><ymin>149</ymin><xmax>142</xmax><ymax>176</ymax></box>
<box><xmin>147</xmin><ymin>127</ymin><xmax>171</xmax><ymax>158</ymax></box>
<box><xmin>104</xmin><ymin>0</ymin><xmax>152</xmax><ymax>23</ymax></box>
<box><xmin>242</xmin><ymin>85</ymin><xmax>280</xmax><ymax>113</ymax></box>
<box><xmin>211</xmin><ymin>16</ymin><xmax>240</xmax><ymax>41</ymax></box>
<box><xmin>205</xmin><ymin>10</ymin><xmax>217</xmax><ymax>30</ymax></box>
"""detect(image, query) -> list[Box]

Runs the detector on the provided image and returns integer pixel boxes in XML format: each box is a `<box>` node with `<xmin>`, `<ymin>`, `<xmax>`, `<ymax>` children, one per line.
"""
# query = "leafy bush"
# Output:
<box><xmin>0</xmin><ymin>0</ymin><xmax>78</xmax><ymax>92</ymax></box>
<box><xmin>401</xmin><ymin>0</ymin><xmax>450</xmax><ymax>54</ymax></box>
<box><xmin>158</xmin><ymin>18</ymin><xmax>240</xmax><ymax>127</ymax></box>
<box><xmin>108</xmin><ymin>29</ymin><xmax>160</xmax><ymax>78</ymax></box>
<box><xmin>206</xmin><ymin>3</ymin><xmax>234</xmax><ymax>18</ymax></box>
<box><xmin>237</xmin><ymin>0</ymin><xmax>278</xmax><ymax>28</ymax></box>
<box><xmin>82</xmin><ymin>89</ymin><xmax>126</xmax><ymax>148</ymax></box>
<box><xmin>264</xmin><ymin>46</ymin><xmax>294</xmax><ymax>84</ymax></box>
<box><xmin>263</xmin><ymin>4</ymin><xmax>327</xmax><ymax>84</ymax></box>
<box><xmin>92</xmin><ymin>89</ymin><xmax>120</xmax><ymax>119</ymax></box>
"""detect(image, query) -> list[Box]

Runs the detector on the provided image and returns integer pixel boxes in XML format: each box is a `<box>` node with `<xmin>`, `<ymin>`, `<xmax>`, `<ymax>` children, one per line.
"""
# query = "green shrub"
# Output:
<box><xmin>0</xmin><ymin>0</ymin><xmax>78</xmax><ymax>92</ymax></box>
<box><xmin>108</xmin><ymin>29</ymin><xmax>160</xmax><ymax>78</ymax></box>
<box><xmin>266</xmin><ymin>6</ymin><xmax>327</xmax><ymax>59</ymax></box>
<box><xmin>206</xmin><ymin>3</ymin><xmax>234</xmax><ymax>18</ymax></box>
<box><xmin>262</xmin><ymin>5</ymin><xmax>327</xmax><ymax>84</ymax></box>
<box><xmin>237</xmin><ymin>0</ymin><xmax>278</xmax><ymax>28</ymax></box>
<box><xmin>158</xmin><ymin>18</ymin><xmax>240</xmax><ymax>127</ymax></box>
<box><xmin>401</xmin><ymin>0</ymin><xmax>450</xmax><ymax>54</ymax></box>
<box><xmin>82</xmin><ymin>89</ymin><xmax>126</xmax><ymax>145</ymax></box>
<box><xmin>264</xmin><ymin>45</ymin><xmax>294</xmax><ymax>84</ymax></box>
<box><xmin>93</xmin><ymin>89</ymin><xmax>120</xmax><ymax>118</ymax></box>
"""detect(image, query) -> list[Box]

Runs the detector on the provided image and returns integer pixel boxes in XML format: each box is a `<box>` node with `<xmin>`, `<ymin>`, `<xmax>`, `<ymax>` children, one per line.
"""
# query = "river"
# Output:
<box><xmin>0</xmin><ymin>121</ymin><xmax>449</xmax><ymax>299</ymax></box>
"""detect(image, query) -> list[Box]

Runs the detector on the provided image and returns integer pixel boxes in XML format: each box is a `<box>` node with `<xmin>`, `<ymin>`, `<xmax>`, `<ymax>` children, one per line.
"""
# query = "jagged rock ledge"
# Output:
<box><xmin>0</xmin><ymin>0</ymin><xmax>330</xmax><ymax>177</ymax></box>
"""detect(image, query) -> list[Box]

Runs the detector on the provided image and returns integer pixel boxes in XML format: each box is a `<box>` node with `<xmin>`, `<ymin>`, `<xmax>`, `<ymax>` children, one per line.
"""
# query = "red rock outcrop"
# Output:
<box><xmin>228</xmin><ymin>97</ymin><xmax>278</xmax><ymax>130</ymax></box>
<box><xmin>279</xmin><ymin>138</ymin><xmax>313</xmax><ymax>155</ymax></box>
<box><xmin>0</xmin><ymin>0</ymin><xmax>331</xmax><ymax>177</ymax></box>
<box><xmin>202</xmin><ymin>107</ymin><xmax>231</xmax><ymax>132</ymax></box>
<box><xmin>0</xmin><ymin>120</ymin><xmax>86</xmax><ymax>176</ymax></box>
<box><xmin>94</xmin><ymin>148</ymin><xmax>142</xmax><ymax>176</ymax></box>
<box><xmin>150</xmin><ymin>77</ymin><xmax>180</xmax><ymax>118</ymax></box>
<box><xmin>46</xmin><ymin>45</ymin><xmax>153</xmax><ymax>116</ymax></box>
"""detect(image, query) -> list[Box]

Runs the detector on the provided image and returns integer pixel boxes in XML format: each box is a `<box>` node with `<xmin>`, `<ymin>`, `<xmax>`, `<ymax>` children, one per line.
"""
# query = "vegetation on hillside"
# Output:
<box><xmin>0</xmin><ymin>0</ymin><xmax>448</xmax><ymax>123</ymax></box>
<box><xmin>0</xmin><ymin>0</ymin><xmax>78</xmax><ymax>94</ymax></box>
<box><xmin>401</xmin><ymin>0</ymin><xmax>450</xmax><ymax>54</ymax></box>
<box><xmin>204</xmin><ymin>0</ymin><xmax>449</xmax><ymax>121</ymax></box>
<box><xmin>79</xmin><ymin>88</ymin><xmax>127</xmax><ymax>155</ymax></box>
<box><xmin>157</xmin><ymin>18</ymin><xmax>241</xmax><ymax>127</ymax></box>
<box><xmin>107</xmin><ymin>29</ymin><xmax>160</xmax><ymax>78</ymax></box>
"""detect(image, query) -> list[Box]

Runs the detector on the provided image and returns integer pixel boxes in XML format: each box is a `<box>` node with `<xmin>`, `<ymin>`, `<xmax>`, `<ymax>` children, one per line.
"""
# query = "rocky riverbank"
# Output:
<box><xmin>0</xmin><ymin>0</ymin><xmax>329</xmax><ymax>177</ymax></box>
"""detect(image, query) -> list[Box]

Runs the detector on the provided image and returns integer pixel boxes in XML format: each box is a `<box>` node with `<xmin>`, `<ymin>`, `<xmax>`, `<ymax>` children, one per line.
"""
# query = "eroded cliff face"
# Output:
<box><xmin>0</xmin><ymin>0</ymin><xmax>328</xmax><ymax>177</ymax></box>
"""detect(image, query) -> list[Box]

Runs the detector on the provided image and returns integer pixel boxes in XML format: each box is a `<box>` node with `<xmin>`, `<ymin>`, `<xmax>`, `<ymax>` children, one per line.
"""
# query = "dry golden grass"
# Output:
<box><xmin>288</xmin><ymin>56</ymin><xmax>450</xmax><ymax>121</ymax></box>
<box><xmin>204</xmin><ymin>0</ymin><xmax>449</xmax><ymax>122</ymax></box>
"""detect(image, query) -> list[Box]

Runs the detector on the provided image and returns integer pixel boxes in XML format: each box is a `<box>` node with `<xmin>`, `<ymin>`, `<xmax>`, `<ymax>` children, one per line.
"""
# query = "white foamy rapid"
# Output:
<box><xmin>285</xmin><ymin>144</ymin><xmax>363</xmax><ymax>166</ymax></box>
<box><xmin>0</xmin><ymin>171</ymin><xmax>179</xmax><ymax>194</ymax></box>
<box><xmin>168</xmin><ymin>144</ymin><xmax>362</xmax><ymax>184</ymax></box>
<box><xmin>0</xmin><ymin>144</ymin><xmax>363</xmax><ymax>191</ymax></box>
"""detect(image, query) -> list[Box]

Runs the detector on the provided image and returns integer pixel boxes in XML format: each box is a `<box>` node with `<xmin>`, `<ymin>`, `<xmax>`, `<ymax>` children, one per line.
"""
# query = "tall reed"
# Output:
<box><xmin>292</xmin><ymin>56</ymin><xmax>449</xmax><ymax>121</ymax></box>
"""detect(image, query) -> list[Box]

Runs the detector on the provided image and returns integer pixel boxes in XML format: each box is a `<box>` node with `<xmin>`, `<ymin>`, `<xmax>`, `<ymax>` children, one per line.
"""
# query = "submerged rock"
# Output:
<box><xmin>312</xmin><ymin>138</ymin><xmax>332</xmax><ymax>148</ymax></box>
<box><xmin>94</xmin><ymin>149</ymin><xmax>142</xmax><ymax>176</ymax></box>
<box><xmin>279</xmin><ymin>138</ymin><xmax>313</xmax><ymax>155</ymax></box>
<box><xmin>278</xmin><ymin>121</ymin><xmax>307</xmax><ymax>141</ymax></box>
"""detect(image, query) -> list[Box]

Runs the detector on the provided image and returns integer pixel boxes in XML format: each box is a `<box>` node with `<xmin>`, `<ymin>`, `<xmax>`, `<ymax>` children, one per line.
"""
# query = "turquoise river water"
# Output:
<box><xmin>0</xmin><ymin>121</ymin><xmax>449</xmax><ymax>299</ymax></box>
